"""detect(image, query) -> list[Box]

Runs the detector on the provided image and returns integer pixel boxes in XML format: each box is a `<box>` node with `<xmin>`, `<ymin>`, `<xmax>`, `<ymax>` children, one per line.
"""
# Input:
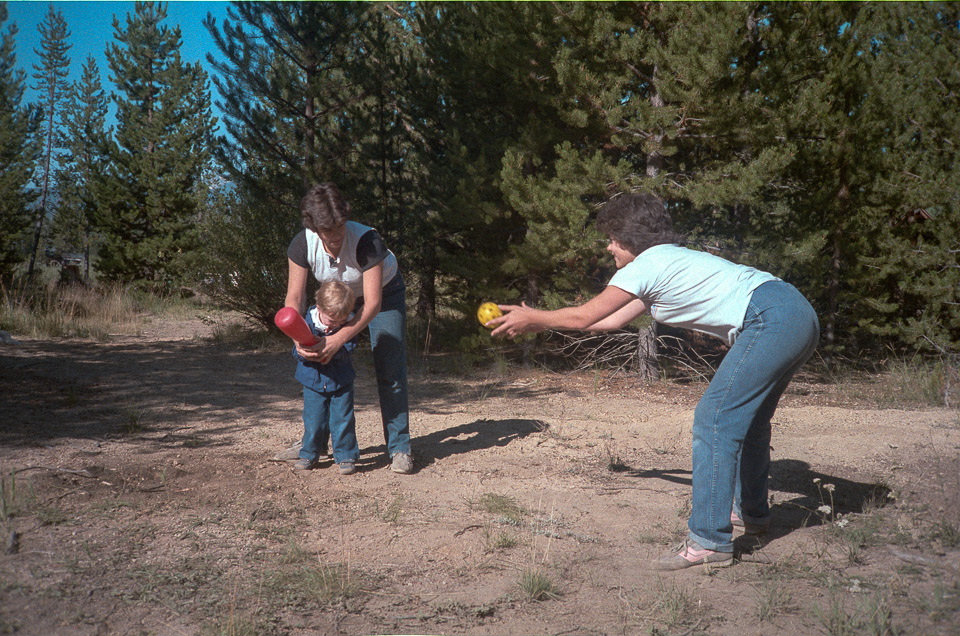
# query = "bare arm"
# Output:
<box><xmin>285</xmin><ymin>259</ymin><xmax>327</xmax><ymax>358</ymax></box>
<box><xmin>584</xmin><ymin>297</ymin><xmax>648</xmax><ymax>331</ymax></box>
<box><xmin>489</xmin><ymin>285</ymin><xmax>637</xmax><ymax>339</ymax></box>
<box><xmin>285</xmin><ymin>258</ymin><xmax>309</xmax><ymax>314</ymax></box>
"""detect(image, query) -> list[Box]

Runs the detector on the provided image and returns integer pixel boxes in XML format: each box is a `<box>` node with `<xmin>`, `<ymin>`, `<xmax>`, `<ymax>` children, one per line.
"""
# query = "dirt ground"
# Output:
<box><xmin>1</xmin><ymin>316</ymin><xmax>959</xmax><ymax>636</ymax></box>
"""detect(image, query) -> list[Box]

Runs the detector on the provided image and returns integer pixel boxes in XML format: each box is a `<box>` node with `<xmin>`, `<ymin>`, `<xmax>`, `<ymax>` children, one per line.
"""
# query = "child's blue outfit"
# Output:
<box><xmin>293</xmin><ymin>306</ymin><xmax>360</xmax><ymax>466</ymax></box>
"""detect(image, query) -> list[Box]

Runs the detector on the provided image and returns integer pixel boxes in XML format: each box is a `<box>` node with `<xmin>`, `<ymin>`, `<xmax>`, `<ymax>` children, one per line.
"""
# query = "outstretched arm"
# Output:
<box><xmin>489</xmin><ymin>285</ymin><xmax>638</xmax><ymax>339</ymax></box>
<box><xmin>584</xmin><ymin>297</ymin><xmax>648</xmax><ymax>331</ymax></box>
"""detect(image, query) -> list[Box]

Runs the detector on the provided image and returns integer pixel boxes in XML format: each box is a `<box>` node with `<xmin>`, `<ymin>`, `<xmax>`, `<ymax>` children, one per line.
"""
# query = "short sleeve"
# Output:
<box><xmin>608</xmin><ymin>254</ymin><xmax>654</xmax><ymax>303</ymax></box>
<box><xmin>355</xmin><ymin>230</ymin><xmax>389</xmax><ymax>271</ymax></box>
<box><xmin>287</xmin><ymin>230</ymin><xmax>308</xmax><ymax>268</ymax></box>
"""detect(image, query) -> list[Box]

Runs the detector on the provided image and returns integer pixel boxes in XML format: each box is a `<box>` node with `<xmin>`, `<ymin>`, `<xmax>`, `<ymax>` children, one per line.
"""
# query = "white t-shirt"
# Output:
<box><xmin>608</xmin><ymin>244</ymin><xmax>779</xmax><ymax>345</ymax></box>
<box><xmin>301</xmin><ymin>222</ymin><xmax>398</xmax><ymax>298</ymax></box>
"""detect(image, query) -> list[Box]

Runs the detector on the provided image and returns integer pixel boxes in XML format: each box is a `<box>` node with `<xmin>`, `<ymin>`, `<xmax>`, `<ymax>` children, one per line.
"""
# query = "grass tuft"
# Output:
<box><xmin>755</xmin><ymin>582</ymin><xmax>797</xmax><ymax>622</ymax></box>
<box><xmin>518</xmin><ymin>568</ymin><xmax>560</xmax><ymax>601</ymax></box>
<box><xmin>475</xmin><ymin>493</ymin><xmax>526</xmax><ymax>525</ymax></box>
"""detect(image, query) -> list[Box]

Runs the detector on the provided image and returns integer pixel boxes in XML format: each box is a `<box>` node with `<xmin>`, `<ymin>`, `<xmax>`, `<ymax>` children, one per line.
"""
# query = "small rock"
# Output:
<box><xmin>0</xmin><ymin>330</ymin><xmax>21</xmax><ymax>345</ymax></box>
<box><xmin>5</xmin><ymin>529</ymin><xmax>19</xmax><ymax>554</ymax></box>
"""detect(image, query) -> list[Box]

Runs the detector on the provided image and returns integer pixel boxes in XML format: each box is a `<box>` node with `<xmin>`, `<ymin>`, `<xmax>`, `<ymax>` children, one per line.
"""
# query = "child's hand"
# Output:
<box><xmin>295</xmin><ymin>336</ymin><xmax>326</xmax><ymax>360</ymax></box>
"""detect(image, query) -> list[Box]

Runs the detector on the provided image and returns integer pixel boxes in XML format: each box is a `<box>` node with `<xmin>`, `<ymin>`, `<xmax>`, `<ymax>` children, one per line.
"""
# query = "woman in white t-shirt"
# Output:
<box><xmin>490</xmin><ymin>192</ymin><xmax>819</xmax><ymax>570</ymax></box>
<box><xmin>282</xmin><ymin>183</ymin><xmax>412</xmax><ymax>475</ymax></box>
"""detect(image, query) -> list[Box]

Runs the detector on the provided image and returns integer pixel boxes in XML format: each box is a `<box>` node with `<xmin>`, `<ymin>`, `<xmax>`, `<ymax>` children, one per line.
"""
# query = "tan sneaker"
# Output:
<box><xmin>390</xmin><ymin>452</ymin><xmax>413</xmax><ymax>474</ymax></box>
<box><xmin>654</xmin><ymin>538</ymin><xmax>733</xmax><ymax>571</ymax></box>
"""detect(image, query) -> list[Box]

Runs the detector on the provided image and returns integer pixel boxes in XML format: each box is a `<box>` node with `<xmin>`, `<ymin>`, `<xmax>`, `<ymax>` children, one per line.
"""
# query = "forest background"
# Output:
<box><xmin>1</xmin><ymin>1</ymin><xmax>958</xmax><ymax>376</ymax></box>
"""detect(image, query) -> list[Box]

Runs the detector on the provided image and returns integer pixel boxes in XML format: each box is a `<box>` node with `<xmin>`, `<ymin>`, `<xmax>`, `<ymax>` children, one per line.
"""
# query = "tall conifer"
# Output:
<box><xmin>100</xmin><ymin>1</ymin><xmax>215</xmax><ymax>284</ymax></box>
<box><xmin>52</xmin><ymin>55</ymin><xmax>109</xmax><ymax>280</ymax></box>
<box><xmin>26</xmin><ymin>3</ymin><xmax>70</xmax><ymax>276</ymax></box>
<box><xmin>203</xmin><ymin>2</ymin><xmax>415</xmax><ymax>320</ymax></box>
<box><xmin>0</xmin><ymin>2</ymin><xmax>39</xmax><ymax>278</ymax></box>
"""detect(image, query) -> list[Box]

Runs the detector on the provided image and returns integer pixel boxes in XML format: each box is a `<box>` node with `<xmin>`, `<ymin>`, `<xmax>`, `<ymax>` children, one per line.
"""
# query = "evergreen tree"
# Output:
<box><xmin>51</xmin><ymin>55</ymin><xmax>109</xmax><ymax>281</ymax></box>
<box><xmin>100</xmin><ymin>1</ymin><xmax>215</xmax><ymax>284</ymax></box>
<box><xmin>343</xmin><ymin>4</ymin><xmax>415</xmax><ymax>255</ymax></box>
<box><xmin>205</xmin><ymin>2</ymin><xmax>369</xmax><ymax>197</ymax></box>
<box><xmin>858</xmin><ymin>3</ymin><xmax>960</xmax><ymax>353</ymax></box>
<box><xmin>26</xmin><ymin>3</ymin><xmax>70</xmax><ymax>276</ymax></box>
<box><xmin>202</xmin><ymin>2</ymin><xmax>413</xmax><ymax>317</ymax></box>
<box><xmin>0</xmin><ymin>2</ymin><xmax>39</xmax><ymax>279</ymax></box>
<box><xmin>408</xmin><ymin>4</ymin><xmax>594</xmax><ymax>326</ymax></box>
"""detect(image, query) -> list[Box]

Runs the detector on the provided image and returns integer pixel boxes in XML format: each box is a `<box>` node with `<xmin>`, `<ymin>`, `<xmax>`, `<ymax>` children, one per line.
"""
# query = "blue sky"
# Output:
<box><xmin>5</xmin><ymin>1</ymin><xmax>232</xmax><ymax>128</ymax></box>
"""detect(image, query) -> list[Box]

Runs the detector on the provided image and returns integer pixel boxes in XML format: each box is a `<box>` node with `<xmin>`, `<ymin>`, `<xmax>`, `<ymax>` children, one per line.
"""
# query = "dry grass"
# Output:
<box><xmin>0</xmin><ymin>278</ymin><xmax>203</xmax><ymax>340</ymax></box>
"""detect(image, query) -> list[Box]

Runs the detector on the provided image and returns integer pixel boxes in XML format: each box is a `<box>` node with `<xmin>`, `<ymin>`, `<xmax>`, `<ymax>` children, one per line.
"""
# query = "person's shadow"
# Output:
<box><xmin>613</xmin><ymin>457</ymin><xmax>891</xmax><ymax>543</ymax></box>
<box><xmin>357</xmin><ymin>418</ymin><xmax>546</xmax><ymax>472</ymax></box>
<box><xmin>765</xmin><ymin>458</ymin><xmax>892</xmax><ymax>529</ymax></box>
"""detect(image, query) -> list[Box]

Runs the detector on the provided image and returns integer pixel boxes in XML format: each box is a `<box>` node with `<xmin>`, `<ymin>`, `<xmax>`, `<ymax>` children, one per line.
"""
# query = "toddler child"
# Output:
<box><xmin>293</xmin><ymin>281</ymin><xmax>360</xmax><ymax>475</ymax></box>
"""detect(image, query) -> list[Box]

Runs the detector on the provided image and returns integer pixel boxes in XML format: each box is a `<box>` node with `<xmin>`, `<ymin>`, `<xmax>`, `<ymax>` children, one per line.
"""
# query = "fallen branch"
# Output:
<box><xmin>12</xmin><ymin>466</ymin><xmax>96</xmax><ymax>478</ymax></box>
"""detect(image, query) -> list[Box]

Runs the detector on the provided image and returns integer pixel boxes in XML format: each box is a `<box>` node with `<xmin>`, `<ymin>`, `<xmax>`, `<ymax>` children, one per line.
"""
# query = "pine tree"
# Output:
<box><xmin>205</xmin><ymin>2</ymin><xmax>369</xmax><ymax>197</ymax></box>
<box><xmin>343</xmin><ymin>4</ymin><xmax>415</xmax><ymax>254</ymax></box>
<box><xmin>0</xmin><ymin>2</ymin><xmax>40</xmax><ymax>279</ymax></box>
<box><xmin>408</xmin><ymin>4</ymin><xmax>586</xmax><ymax>325</ymax></box>
<box><xmin>202</xmin><ymin>2</ymin><xmax>414</xmax><ymax>319</ymax></box>
<box><xmin>857</xmin><ymin>3</ymin><xmax>960</xmax><ymax>354</ymax></box>
<box><xmin>26</xmin><ymin>3</ymin><xmax>71</xmax><ymax>276</ymax></box>
<box><xmin>51</xmin><ymin>55</ymin><xmax>109</xmax><ymax>281</ymax></box>
<box><xmin>99</xmin><ymin>1</ymin><xmax>215</xmax><ymax>284</ymax></box>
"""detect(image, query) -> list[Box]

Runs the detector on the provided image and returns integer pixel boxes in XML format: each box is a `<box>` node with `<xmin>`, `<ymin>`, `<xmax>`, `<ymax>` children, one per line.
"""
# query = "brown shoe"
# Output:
<box><xmin>293</xmin><ymin>457</ymin><xmax>318</xmax><ymax>471</ymax></box>
<box><xmin>272</xmin><ymin>443</ymin><xmax>330</xmax><ymax>462</ymax></box>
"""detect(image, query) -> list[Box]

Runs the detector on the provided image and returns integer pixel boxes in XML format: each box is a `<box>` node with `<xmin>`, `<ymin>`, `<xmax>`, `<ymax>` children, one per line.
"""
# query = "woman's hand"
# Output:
<box><xmin>295</xmin><ymin>337</ymin><xmax>326</xmax><ymax>361</ymax></box>
<box><xmin>317</xmin><ymin>330</ymin><xmax>347</xmax><ymax>364</ymax></box>
<box><xmin>488</xmin><ymin>287</ymin><xmax>639</xmax><ymax>338</ymax></box>
<box><xmin>489</xmin><ymin>302</ymin><xmax>544</xmax><ymax>339</ymax></box>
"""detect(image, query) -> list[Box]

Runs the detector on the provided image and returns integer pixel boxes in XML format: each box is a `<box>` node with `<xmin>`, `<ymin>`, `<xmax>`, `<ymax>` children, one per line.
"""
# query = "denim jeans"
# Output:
<box><xmin>364</xmin><ymin>276</ymin><xmax>411</xmax><ymax>457</ymax></box>
<box><xmin>688</xmin><ymin>281</ymin><xmax>819</xmax><ymax>552</ymax></box>
<box><xmin>300</xmin><ymin>384</ymin><xmax>359</xmax><ymax>464</ymax></box>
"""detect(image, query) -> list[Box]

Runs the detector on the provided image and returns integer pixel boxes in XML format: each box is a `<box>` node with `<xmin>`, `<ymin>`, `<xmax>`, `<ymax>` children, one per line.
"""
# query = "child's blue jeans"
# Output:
<box><xmin>688</xmin><ymin>281</ymin><xmax>819</xmax><ymax>552</ymax></box>
<box><xmin>300</xmin><ymin>383</ymin><xmax>359</xmax><ymax>465</ymax></box>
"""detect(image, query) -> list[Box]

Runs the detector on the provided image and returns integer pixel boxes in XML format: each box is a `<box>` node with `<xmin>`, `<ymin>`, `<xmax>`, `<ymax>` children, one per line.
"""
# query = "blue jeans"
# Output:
<box><xmin>688</xmin><ymin>281</ymin><xmax>819</xmax><ymax>552</ymax></box>
<box><xmin>364</xmin><ymin>276</ymin><xmax>411</xmax><ymax>457</ymax></box>
<box><xmin>300</xmin><ymin>384</ymin><xmax>359</xmax><ymax>464</ymax></box>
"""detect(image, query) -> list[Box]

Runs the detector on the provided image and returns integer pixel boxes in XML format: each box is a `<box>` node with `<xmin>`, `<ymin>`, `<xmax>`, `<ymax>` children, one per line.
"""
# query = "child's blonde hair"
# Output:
<box><xmin>316</xmin><ymin>281</ymin><xmax>355</xmax><ymax>320</ymax></box>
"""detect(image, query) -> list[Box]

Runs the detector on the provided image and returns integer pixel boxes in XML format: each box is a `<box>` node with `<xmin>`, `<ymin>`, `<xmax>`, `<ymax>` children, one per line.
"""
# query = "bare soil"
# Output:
<box><xmin>1</xmin><ymin>316</ymin><xmax>959</xmax><ymax>636</ymax></box>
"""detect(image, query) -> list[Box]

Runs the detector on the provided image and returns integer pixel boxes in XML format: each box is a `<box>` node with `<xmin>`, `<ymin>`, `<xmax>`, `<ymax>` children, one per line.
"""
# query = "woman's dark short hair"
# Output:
<box><xmin>300</xmin><ymin>183</ymin><xmax>351</xmax><ymax>233</ymax></box>
<box><xmin>596</xmin><ymin>192</ymin><xmax>682</xmax><ymax>255</ymax></box>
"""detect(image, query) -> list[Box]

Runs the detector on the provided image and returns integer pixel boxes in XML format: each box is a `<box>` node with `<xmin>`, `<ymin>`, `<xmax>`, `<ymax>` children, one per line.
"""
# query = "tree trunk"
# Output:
<box><xmin>28</xmin><ymin>84</ymin><xmax>59</xmax><ymax>277</ymax></box>
<box><xmin>824</xmin><ymin>226</ymin><xmax>841</xmax><ymax>367</ymax></box>
<box><xmin>521</xmin><ymin>274</ymin><xmax>539</xmax><ymax>367</ymax></box>
<box><xmin>415</xmin><ymin>242</ymin><xmax>437</xmax><ymax>321</ymax></box>
<box><xmin>632</xmin><ymin>63</ymin><xmax>664</xmax><ymax>380</ymax></box>
<box><xmin>635</xmin><ymin>322</ymin><xmax>659</xmax><ymax>382</ymax></box>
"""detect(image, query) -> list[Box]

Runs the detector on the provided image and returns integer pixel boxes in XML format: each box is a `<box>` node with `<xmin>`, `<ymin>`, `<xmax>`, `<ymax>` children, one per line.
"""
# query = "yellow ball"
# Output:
<box><xmin>477</xmin><ymin>302</ymin><xmax>502</xmax><ymax>327</ymax></box>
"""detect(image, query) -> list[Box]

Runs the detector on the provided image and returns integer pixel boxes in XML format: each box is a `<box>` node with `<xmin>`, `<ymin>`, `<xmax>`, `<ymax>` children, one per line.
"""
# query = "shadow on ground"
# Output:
<box><xmin>0</xmin><ymin>339</ymin><xmax>310</xmax><ymax>447</ymax></box>
<box><xmin>355</xmin><ymin>417</ymin><xmax>546</xmax><ymax>472</ymax></box>
<box><xmin>610</xmin><ymin>456</ymin><xmax>891</xmax><ymax>539</ymax></box>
